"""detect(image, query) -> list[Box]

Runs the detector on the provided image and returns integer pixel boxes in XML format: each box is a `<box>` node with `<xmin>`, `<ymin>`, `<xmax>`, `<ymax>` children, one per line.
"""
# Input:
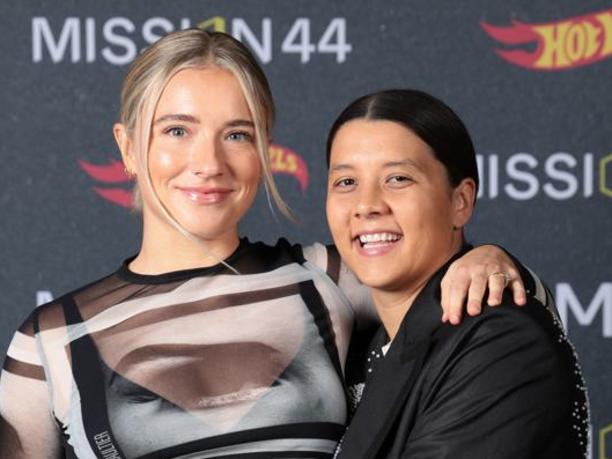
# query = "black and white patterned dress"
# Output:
<box><xmin>0</xmin><ymin>238</ymin><xmax>375</xmax><ymax>459</ymax></box>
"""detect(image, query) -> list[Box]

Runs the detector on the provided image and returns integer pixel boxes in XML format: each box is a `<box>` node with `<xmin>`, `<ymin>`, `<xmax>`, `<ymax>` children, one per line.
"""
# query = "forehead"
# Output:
<box><xmin>155</xmin><ymin>66</ymin><xmax>251</xmax><ymax>116</ymax></box>
<box><xmin>329</xmin><ymin>119</ymin><xmax>435</xmax><ymax>166</ymax></box>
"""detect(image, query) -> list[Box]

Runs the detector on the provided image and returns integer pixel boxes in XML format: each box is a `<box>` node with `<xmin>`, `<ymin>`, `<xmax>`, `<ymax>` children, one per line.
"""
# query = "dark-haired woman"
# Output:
<box><xmin>327</xmin><ymin>90</ymin><xmax>589</xmax><ymax>459</ymax></box>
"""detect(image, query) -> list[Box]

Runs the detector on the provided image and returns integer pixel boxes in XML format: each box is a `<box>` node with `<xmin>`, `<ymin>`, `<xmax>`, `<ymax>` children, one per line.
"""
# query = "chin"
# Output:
<box><xmin>350</xmin><ymin>269</ymin><xmax>393</xmax><ymax>290</ymax></box>
<box><xmin>184</xmin><ymin>227</ymin><xmax>232</xmax><ymax>242</ymax></box>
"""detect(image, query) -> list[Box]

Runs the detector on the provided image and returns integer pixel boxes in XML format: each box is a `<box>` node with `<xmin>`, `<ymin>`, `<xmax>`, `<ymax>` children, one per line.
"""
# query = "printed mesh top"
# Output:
<box><xmin>0</xmin><ymin>238</ymin><xmax>374</xmax><ymax>459</ymax></box>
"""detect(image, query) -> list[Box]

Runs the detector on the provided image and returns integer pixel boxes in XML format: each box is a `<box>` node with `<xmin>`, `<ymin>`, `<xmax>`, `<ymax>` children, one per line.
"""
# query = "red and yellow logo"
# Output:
<box><xmin>268</xmin><ymin>144</ymin><xmax>309</xmax><ymax>192</ymax></box>
<box><xmin>481</xmin><ymin>8</ymin><xmax>612</xmax><ymax>70</ymax></box>
<box><xmin>80</xmin><ymin>143</ymin><xmax>309</xmax><ymax>208</ymax></box>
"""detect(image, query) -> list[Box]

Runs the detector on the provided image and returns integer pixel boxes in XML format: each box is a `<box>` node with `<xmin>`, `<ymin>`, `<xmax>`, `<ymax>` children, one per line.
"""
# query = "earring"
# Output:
<box><xmin>124</xmin><ymin>167</ymin><xmax>136</xmax><ymax>178</ymax></box>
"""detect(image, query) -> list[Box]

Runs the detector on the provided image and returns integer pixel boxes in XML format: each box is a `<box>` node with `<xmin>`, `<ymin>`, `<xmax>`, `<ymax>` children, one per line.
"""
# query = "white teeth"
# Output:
<box><xmin>358</xmin><ymin>233</ymin><xmax>401</xmax><ymax>244</ymax></box>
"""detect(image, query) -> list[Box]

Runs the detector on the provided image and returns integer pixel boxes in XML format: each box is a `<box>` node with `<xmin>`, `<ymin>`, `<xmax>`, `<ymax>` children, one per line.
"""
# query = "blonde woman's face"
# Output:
<box><xmin>140</xmin><ymin>66</ymin><xmax>261</xmax><ymax>243</ymax></box>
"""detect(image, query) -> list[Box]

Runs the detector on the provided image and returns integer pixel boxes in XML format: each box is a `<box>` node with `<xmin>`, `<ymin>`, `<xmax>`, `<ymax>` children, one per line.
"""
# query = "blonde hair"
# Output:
<box><xmin>119</xmin><ymin>29</ymin><xmax>292</xmax><ymax>234</ymax></box>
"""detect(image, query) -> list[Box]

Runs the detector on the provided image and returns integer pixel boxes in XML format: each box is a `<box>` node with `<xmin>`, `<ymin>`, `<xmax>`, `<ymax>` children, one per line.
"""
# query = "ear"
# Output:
<box><xmin>451</xmin><ymin>178</ymin><xmax>476</xmax><ymax>230</ymax></box>
<box><xmin>113</xmin><ymin>123</ymin><xmax>137</xmax><ymax>176</ymax></box>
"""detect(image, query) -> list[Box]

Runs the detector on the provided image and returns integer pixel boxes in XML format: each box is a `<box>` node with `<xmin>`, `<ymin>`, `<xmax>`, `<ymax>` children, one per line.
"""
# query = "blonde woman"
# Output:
<box><xmin>1</xmin><ymin>30</ymin><xmax>531</xmax><ymax>458</ymax></box>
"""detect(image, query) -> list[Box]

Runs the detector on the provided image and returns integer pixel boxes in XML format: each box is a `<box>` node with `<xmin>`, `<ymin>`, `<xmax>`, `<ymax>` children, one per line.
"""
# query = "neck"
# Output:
<box><xmin>372</xmin><ymin>238</ymin><xmax>464</xmax><ymax>341</ymax></box>
<box><xmin>371</xmin><ymin>282</ymin><xmax>426</xmax><ymax>341</ymax></box>
<box><xmin>130</xmin><ymin>213</ymin><xmax>240</xmax><ymax>275</ymax></box>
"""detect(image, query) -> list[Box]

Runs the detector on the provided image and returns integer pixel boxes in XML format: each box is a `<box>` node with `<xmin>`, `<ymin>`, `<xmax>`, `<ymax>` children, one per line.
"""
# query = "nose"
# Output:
<box><xmin>191</xmin><ymin>137</ymin><xmax>224</xmax><ymax>178</ymax></box>
<box><xmin>354</xmin><ymin>184</ymin><xmax>389</xmax><ymax>219</ymax></box>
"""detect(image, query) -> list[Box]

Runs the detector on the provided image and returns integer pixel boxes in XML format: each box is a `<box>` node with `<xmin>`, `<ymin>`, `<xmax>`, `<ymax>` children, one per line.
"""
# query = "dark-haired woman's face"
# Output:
<box><xmin>326</xmin><ymin>119</ymin><xmax>474</xmax><ymax>298</ymax></box>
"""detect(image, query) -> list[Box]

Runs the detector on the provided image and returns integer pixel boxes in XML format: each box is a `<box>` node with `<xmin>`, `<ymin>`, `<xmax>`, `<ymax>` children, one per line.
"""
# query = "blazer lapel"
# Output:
<box><xmin>337</xmin><ymin>253</ymin><xmax>465</xmax><ymax>459</ymax></box>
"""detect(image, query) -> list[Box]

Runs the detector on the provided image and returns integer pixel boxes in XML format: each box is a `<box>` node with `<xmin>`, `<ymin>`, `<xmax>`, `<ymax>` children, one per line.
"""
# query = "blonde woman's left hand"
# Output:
<box><xmin>440</xmin><ymin>245</ymin><xmax>526</xmax><ymax>324</ymax></box>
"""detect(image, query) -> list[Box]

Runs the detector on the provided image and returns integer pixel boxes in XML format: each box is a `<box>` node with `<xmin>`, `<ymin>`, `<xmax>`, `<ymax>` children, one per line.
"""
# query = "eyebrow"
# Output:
<box><xmin>330</xmin><ymin>159</ymin><xmax>422</xmax><ymax>172</ymax></box>
<box><xmin>329</xmin><ymin>163</ymin><xmax>354</xmax><ymax>173</ymax></box>
<box><xmin>154</xmin><ymin>114</ymin><xmax>200</xmax><ymax>125</ymax></box>
<box><xmin>226</xmin><ymin>119</ymin><xmax>255</xmax><ymax>128</ymax></box>
<box><xmin>383</xmin><ymin>159</ymin><xmax>422</xmax><ymax>169</ymax></box>
<box><xmin>153</xmin><ymin>114</ymin><xmax>255</xmax><ymax>129</ymax></box>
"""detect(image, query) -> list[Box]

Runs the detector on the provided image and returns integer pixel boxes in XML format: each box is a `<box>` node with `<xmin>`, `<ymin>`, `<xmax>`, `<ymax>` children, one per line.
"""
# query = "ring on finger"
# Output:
<box><xmin>489</xmin><ymin>272</ymin><xmax>512</xmax><ymax>287</ymax></box>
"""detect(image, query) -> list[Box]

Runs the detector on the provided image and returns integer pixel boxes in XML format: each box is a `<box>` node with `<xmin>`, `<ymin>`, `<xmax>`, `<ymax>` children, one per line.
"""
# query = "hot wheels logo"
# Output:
<box><xmin>80</xmin><ymin>144</ymin><xmax>309</xmax><ymax>208</ymax></box>
<box><xmin>481</xmin><ymin>8</ymin><xmax>612</xmax><ymax>70</ymax></box>
<box><xmin>268</xmin><ymin>144</ymin><xmax>309</xmax><ymax>192</ymax></box>
<box><xmin>79</xmin><ymin>158</ymin><xmax>134</xmax><ymax>207</ymax></box>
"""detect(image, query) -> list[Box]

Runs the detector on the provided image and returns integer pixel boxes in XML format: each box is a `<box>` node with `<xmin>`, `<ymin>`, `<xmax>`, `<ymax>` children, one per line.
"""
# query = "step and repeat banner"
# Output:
<box><xmin>1</xmin><ymin>1</ymin><xmax>610</xmax><ymax>456</ymax></box>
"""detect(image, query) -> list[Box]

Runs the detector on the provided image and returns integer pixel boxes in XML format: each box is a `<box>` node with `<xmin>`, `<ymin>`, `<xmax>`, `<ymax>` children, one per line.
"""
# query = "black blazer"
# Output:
<box><xmin>337</xmin><ymin>255</ymin><xmax>589</xmax><ymax>459</ymax></box>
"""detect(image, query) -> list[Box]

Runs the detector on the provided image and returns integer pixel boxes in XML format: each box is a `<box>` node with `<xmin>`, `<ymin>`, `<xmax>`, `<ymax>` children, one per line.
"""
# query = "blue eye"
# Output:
<box><xmin>165</xmin><ymin>126</ymin><xmax>187</xmax><ymax>137</ymax></box>
<box><xmin>227</xmin><ymin>131</ymin><xmax>253</xmax><ymax>142</ymax></box>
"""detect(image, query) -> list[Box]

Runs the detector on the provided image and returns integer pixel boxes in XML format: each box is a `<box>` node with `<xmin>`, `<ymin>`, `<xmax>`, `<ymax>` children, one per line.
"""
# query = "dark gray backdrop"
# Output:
<box><xmin>1</xmin><ymin>1</ymin><xmax>610</xmax><ymax>456</ymax></box>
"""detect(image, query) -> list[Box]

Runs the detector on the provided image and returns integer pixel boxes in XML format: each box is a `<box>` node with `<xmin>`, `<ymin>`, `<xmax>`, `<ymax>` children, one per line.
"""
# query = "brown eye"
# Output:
<box><xmin>334</xmin><ymin>178</ymin><xmax>355</xmax><ymax>188</ymax></box>
<box><xmin>387</xmin><ymin>175</ymin><xmax>413</xmax><ymax>186</ymax></box>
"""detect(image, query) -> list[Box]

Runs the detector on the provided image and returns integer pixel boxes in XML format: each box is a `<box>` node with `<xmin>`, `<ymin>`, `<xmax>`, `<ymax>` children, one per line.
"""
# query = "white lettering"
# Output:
<box><xmin>142</xmin><ymin>17</ymin><xmax>174</xmax><ymax>45</ymax></box>
<box><xmin>488</xmin><ymin>154</ymin><xmax>499</xmax><ymax>198</ymax></box>
<box><xmin>505</xmin><ymin>153</ymin><xmax>539</xmax><ymax>200</ymax></box>
<box><xmin>32</xmin><ymin>17</ymin><xmax>80</xmax><ymax>63</ymax></box>
<box><xmin>31</xmin><ymin>16</ymin><xmax>353</xmax><ymax>66</ymax></box>
<box><xmin>475</xmin><ymin>152</ymin><xmax>608</xmax><ymax>201</ymax></box>
<box><xmin>102</xmin><ymin>17</ymin><xmax>136</xmax><ymax>65</ymax></box>
<box><xmin>476</xmin><ymin>154</ymin><xmax>485</xmax><ymax>199</ymax></box>
<box><xmin>180</xmin><ymin>18</ymin><xmax>192</xmax><ymax>30</ymax></box>
<box><xmin>543</xmin><ymin>152</ymin><xmax>578</xmax><ymax>199</ymax></box>
<box><xmin>317</xmin><ymin>18</ymin><xmax>352</xmax><ymax>63</ymax></box>
<box><xmin>232</xmin><ymin>18</ymin><xmax>272</xmax><ymax>63</ymax></box>
<box><xmin>556</xmin><ymin>283</ymin><xmax>612</xmax><ymax>337</ymax></box>
<box><xmin>583</xmin><ymin>153</ymin><xmax>594</xmax><ymax>197</ymax></box>
<box><xmin>36</xmin><ymin>291</ymin><xmax>53</xmax><ymax>307</ymax></box>
<box><xmin>282</xmin><ymin>18</ymin><xmax>315</xmax><ymax>63</ymax></box>
<box><xmin>85</xmin><ymin>18</ymin><xmax>96</xmax><ymax>62</ymax></box>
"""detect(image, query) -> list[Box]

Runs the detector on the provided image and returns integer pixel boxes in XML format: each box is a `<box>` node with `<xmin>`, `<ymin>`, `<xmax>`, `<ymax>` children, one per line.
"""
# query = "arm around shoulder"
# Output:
<box><xmin>302</xmin><ymin>242</ymin><xmax>378</xmax><ymax>329</ymax></box>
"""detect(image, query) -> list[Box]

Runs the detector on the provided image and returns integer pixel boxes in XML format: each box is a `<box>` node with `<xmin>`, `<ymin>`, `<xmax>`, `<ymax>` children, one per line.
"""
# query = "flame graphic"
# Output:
<box><xmin>481</xmin><ymin>8</ymin><xmax>612</xmax><ymax>70</ymax></box>
<box><xmin>80</xmin><ymin>143</ymin><xmax>309</xmax><ymax>208</ymax></box>
<box><xmin>269</xmin><ymin>144</ymin><xmax>309</xmax><ymax>192</ymax></box>
<box><xmin>79</xmin><ymin>159</ymin><xmax>133</xmax><ymax>208</ymax></box>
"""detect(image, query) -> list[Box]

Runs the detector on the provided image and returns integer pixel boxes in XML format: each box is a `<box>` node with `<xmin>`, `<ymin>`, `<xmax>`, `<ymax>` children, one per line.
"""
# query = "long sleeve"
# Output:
<box><xmin>303</xmin><ymin>243</ymin><xmax>555</xmax><ymax>331</ymax></box>
<box><xmin>302</xmin><ymin>242</ymin><xmax>378</xmax><ymax>330</ymax></box>
<box><xmin>0</xmin><ymin>315</ymin><xmax>61</xmax><ymax>458</ymax></box>
<box><xmin>397</xmin><ymin>301</ymin><xmax>588</xmax><ymax>459</ymax></box>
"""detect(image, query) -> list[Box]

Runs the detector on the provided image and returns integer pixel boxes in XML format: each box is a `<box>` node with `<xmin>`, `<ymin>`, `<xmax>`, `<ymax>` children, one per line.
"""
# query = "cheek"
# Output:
<box><xmin>393</xmin><ymin>192</ymin><xmax>449</xmax><ymax>231</ymax></box>
<box><xmin>157</xmin><ymin>152</ymin><xmax>176</xmax><ymax>169</ymax></box>
<box><xmin>240</xmin><ymin>157</ymin><xmax>262</xmax><ymax>188</ymax></box>
<box><xmin>325</xmin><ymin>197</ymin><xmax>348</xmax><ymax>239</ymax></box>
<box><xmin>416</xmin><ymin>194</ymin><xmax>455</xmax><ymax>232</ymax></box>
<box><xmin>149</xmin><ymin>149</ymin><xmax>182</xmax><ymax>180</ymax></box>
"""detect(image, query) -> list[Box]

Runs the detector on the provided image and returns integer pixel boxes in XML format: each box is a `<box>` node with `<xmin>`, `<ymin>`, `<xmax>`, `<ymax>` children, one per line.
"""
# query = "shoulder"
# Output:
<box><xmin>433</xmin><ymin>295</ymin><xmax>562</xmax><ymax>351</ymax></box>
<box><xmin>300</xmin><ymin>242</ymin><xmax>342</xmax><ymax>283</ymax></box>
<box><xmin>425</xmin><ymin>294</ymin><xmax>581</xmax><ymax>390</ymax></box>
<box><xmin>410</xmin><ymin>295</ymin><xmax>588</xmax><ymax>452</ymax></box>
<box><xmin>231</xmin><ymin>238</ymin><xmax>340</xmax><ymax>276</ymax></box>
<box><xmin>236</xmin><ymin>238</ymin><xmax>308</xmax><ymax>272</ymax></box>
<box><xmin>22</xmin><ymin>269</ymin><xmax>123</xmax><ymax>334</ymax></box>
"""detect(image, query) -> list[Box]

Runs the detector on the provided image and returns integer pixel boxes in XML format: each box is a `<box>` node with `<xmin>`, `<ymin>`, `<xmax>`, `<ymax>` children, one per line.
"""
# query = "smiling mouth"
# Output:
<box><xmin>177</xmin><ymin>186</ymin><xmax>233</xmax><ymax>204</ymax></box>
<box><xmin>356</xmin><ymin>232</ymin><xmax>402</xmax><ymax>248</ymax></box>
